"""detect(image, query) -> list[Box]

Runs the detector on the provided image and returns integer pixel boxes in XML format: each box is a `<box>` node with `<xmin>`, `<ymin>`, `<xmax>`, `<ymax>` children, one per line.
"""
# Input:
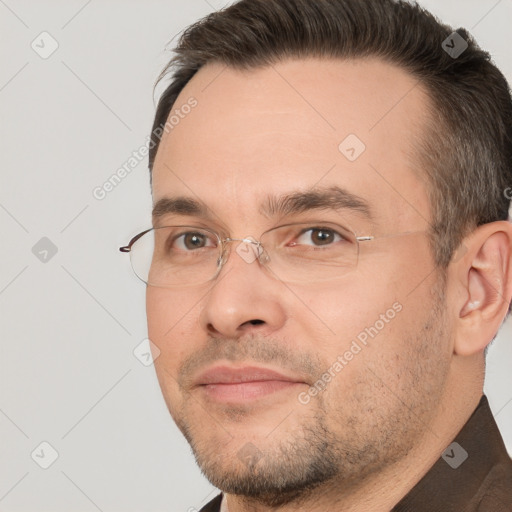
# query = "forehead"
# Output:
<box><xmin>152</xmin><ymin>57</ymin><xmax>432</xmax><ymax>232</ymax></box>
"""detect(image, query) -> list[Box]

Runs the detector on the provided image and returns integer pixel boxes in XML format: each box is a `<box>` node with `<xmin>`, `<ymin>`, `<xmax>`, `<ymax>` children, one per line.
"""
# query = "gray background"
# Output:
<box><xmin>1</xmin><ymin>1</ymin><xmax>511</xmax><ymax>510</ymax></box>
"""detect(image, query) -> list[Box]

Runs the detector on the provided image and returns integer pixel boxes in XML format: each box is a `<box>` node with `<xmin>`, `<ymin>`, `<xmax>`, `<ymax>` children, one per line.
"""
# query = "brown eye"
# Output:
<box><xmin>293</xmin><ymin>227</ymin><xmax>344</xmax><ymax>247</ymax></box>
<box><xmin>183</xmin><ymin>233</ymin><xmax>207</xmax><ymax>249</ymax></box>
<box><xmin>171</xmin><ymin>231</ymin><xmax>216</xmax><ymax>251</ymax></box>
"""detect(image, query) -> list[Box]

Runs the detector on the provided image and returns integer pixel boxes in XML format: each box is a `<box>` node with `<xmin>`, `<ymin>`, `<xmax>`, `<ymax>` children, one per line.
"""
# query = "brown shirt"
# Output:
<box><xmin>199</xmin><ymin>395</ymin><xmax>512</xmax><ymax>511</ymax></box>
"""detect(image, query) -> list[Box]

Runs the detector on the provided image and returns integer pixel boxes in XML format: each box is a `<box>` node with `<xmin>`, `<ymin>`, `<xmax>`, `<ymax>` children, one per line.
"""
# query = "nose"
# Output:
<box><xmin>199</xmin><ymin>238</ymin><xmax>287</xmax><ymax>340</ymax></box>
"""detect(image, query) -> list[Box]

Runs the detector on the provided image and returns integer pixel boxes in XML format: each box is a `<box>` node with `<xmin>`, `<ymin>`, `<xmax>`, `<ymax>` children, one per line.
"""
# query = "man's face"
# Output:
<box><xmin>147</xmin><ymin>58</ymin><xmax>453</xmax><ymax>503</ymax></box>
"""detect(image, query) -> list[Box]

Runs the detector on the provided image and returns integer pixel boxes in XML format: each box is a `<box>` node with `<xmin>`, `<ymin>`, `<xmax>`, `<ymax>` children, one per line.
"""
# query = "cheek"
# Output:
<box><xmin>146</xmin><ymin>287</ymin><xmax>206</xmax><ymax>419</ymax></box>
<box><xmin>146</xmin><ymin>287</ymin><xmax>200</xmax><ymax>373</ymax></box>
<box><xmin>287</xmin><ymin>266</ymin><xmax>421</xmax><ymax>383</ymax></box>
<box><xmin>291</xmin><ymin>277</ymin><xmax>399</xmax><ymax>343</ymax></box>
<box><xmin>147</xmin><ymin>287</ymin><xmax>199</xmax><ymax>336</ymax></box>
<box><xmin>146</xmin><ymin>287</ymin><xmax>175</xmax><ymax>339</ymax></box>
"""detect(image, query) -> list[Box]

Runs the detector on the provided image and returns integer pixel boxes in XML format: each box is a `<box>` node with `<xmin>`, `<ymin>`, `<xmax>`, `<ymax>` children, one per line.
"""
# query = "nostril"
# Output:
<box><xmin>248</xmin><ymin>319</ymin><xmax>264</xmax><ymax>325</ymax></box>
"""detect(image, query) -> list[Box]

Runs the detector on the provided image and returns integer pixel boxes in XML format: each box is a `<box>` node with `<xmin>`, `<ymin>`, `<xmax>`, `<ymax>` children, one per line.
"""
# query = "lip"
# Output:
<box><xmin>195</xmin><ymin>365</ymin><xmax>304</xmax><ymax>385</ymax></box>
<box><xmin>193</xmin><ymin>365</ymin><xmax>306</xmax><ymax>403</ymax></box>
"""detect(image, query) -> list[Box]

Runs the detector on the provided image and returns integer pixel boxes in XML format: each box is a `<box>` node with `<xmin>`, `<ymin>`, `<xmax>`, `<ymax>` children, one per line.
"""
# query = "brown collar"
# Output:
<box><xmin>393</xmin><ymin>394</ymin><xmax>512</xmax><ymax>511</ymax></box>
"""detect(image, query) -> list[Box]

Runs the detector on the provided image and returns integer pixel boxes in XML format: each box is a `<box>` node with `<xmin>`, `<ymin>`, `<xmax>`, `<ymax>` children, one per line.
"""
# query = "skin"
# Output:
<box><xmin>146</xmin><ymin>58</ymin><xmax>512</xmax><ymax>511</ymax></box>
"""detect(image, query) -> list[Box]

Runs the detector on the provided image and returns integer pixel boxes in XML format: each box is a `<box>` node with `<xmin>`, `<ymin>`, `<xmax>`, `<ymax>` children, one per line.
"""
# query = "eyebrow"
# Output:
<box><xmin>152</xmin><ymin>185</ymin><xmax>373</xmax><ymax>224</ymax></box>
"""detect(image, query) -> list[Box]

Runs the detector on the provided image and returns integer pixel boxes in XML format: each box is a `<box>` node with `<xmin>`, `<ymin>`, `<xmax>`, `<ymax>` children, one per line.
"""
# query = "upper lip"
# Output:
<box><xmin>193</xmin><ymin>365</ymin><xmax>305</xmax><ymax>386</ymax></box>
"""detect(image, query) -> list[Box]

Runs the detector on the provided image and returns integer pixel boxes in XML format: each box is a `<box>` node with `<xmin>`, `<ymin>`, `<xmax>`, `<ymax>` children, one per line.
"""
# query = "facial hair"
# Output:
<box><xmin>172</xmin><ymin>277</ymin><xmax>451</xmax><ymax>508</ymax></box>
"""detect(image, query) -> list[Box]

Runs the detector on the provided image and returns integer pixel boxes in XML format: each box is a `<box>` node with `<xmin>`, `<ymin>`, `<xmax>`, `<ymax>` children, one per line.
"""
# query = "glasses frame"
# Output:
<box><xmin>120</xmin><ymin>222</ymin><xmax>425</xmax><ymax>287</ymax></box>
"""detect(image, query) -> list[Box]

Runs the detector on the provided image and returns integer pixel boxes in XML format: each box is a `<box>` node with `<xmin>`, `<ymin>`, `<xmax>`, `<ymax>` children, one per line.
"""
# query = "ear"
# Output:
<box><xmin>453</xmin><ymin>221</ymin><xmax>512</xmax><ymax>357</ymax></box>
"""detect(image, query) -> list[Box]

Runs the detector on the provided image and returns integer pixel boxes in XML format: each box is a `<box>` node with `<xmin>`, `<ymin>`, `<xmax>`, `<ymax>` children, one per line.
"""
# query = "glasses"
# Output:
<box><xmin>119</xmin><ymin>221</ymin><xmax>424</xmax><ymax>288</ymax></box>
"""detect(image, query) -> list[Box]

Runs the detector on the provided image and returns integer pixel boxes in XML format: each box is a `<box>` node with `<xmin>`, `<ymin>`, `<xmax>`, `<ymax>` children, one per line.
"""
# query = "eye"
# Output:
<box><xmin>171</xmin><ymin>231</ymin><xmax>217</xmax><ymax>251</ymax></box>
<box><xmin>291</xmin><ymin>227</ymin><xmax>346</xmax><ymax>247</ymax></box>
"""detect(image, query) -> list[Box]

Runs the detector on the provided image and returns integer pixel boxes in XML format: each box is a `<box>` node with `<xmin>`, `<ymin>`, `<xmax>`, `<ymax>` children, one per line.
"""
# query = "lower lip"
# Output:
<box><xmin>200</xmin><ymin>380</ymin><xmax>302</xmax><ymax>402</ymax></box>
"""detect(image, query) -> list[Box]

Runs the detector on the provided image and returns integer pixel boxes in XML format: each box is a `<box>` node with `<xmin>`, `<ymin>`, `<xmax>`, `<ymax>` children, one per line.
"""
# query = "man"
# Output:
<box><xmin>120</xmin><ymin>0</ymin><xmax>512</xmax><ymax>510</ymax></box>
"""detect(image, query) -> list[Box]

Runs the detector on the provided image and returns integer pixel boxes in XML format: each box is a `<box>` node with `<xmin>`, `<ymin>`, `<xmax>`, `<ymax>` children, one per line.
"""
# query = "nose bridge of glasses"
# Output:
<box><xmin>219</xmin><ymin>236</ymin><xmax>268</xmax><ymax>268</ymax></box>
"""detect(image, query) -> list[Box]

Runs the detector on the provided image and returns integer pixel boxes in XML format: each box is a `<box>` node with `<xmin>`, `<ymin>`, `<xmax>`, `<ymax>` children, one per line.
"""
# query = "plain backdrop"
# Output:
<box><xmin>1</xmin><ymin>1</ymin><xmax>511</xmax><ymax>511</ymax></box>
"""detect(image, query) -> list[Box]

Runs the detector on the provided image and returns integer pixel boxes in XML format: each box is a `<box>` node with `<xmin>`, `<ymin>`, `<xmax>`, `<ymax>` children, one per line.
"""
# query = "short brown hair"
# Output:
<box><xmin>148</xmin><ymin>0</ymin><xmax>512</xmax><ymax>284</ymax></box>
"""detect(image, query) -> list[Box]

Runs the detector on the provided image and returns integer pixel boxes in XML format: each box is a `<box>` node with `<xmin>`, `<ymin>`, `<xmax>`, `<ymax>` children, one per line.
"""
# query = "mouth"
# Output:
<box><xmin>193</xmin><ymin>365</ymin><xmax>307</xmax><ymax>403</ymax></box>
